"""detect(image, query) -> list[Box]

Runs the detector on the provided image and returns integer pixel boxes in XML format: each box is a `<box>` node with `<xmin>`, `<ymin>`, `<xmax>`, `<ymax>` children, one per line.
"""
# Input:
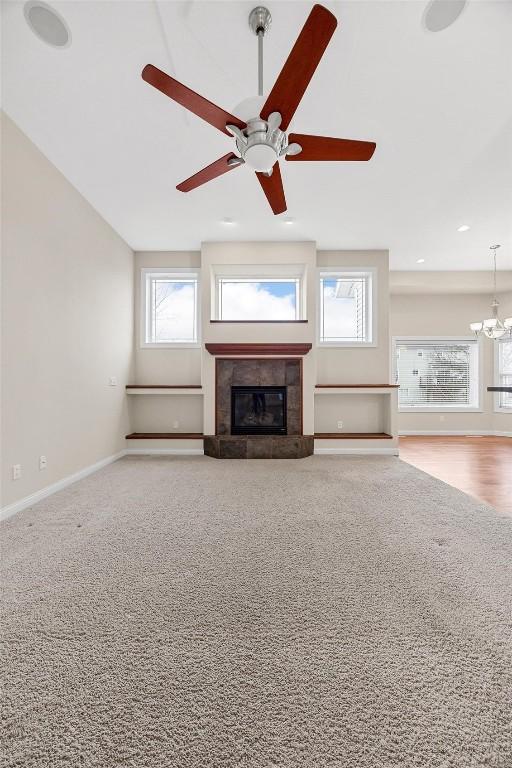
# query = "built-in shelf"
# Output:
<box><xmin>314</xmin><ymin>433</ymin><xmax>393</xmax><ymax>440</ymax></box>
<box><xmin>126</xmin><ymin>433</ymin><xmax>204</xmax><ymax>440</ymax></box>
<box><xmin>126</xmin><ymin>385</ymin><xmax>203</xmax><ymax>395</ymax></box>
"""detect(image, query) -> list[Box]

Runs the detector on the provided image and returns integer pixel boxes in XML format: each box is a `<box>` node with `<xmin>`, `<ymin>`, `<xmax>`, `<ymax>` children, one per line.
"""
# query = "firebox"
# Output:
<box><xmin>231</xmin><ymin>386</ymin><xmax>287</xmax><ymax>435</ymax></box>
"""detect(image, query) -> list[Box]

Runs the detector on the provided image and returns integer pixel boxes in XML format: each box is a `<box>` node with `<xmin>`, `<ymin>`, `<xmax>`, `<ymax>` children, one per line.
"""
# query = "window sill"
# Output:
<box><xmin>210</xmin><ymin>320</ymin><xmax>307</xmax><ymax>324</ymax></box>
<box><xmin>398</xmin><ymin>407</ymin><xmax>483</xmax><ymax>413</ymax></box>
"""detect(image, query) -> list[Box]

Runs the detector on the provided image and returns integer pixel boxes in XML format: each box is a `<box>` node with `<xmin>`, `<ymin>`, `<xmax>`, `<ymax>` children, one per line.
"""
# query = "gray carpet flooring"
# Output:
<box><xmin>1</xmin><ymin>455</ymin><xmax>511</xmax><ymax>767</ymax></box>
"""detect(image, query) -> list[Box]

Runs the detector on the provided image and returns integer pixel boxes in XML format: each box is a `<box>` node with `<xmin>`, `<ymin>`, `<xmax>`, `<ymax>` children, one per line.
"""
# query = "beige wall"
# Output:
<box><xmin>390</xmin><ymin>289</ymin><xmax>512</xmax><ymax>434</ymax></box>
<box><xmin>200</xmin><ymin>241</ymin><xmax>317</xmax><ymax>435</ymax></box>
<box><xmin>134</xmin><ymin>251</ymin><xmax>201</xmax><ymax>385</ymax></box>
<box><xmin>316</xmin><ymin>251</ymin><xmax>390</xmax><ymax>385</ymax></box>
<box><xmin>132</xmin><ymin>245</ymin><xmax>393</xmax><ymax>441</ymax></box>
<box><xmin>132</xmin><ymin>251</ymin><xmax>202</xmax><ymax>434</ymax></box>
<box><xmin>1</xmin><ymin>114</ymin><xmax>134</xmax><ymax>508</ymax></box>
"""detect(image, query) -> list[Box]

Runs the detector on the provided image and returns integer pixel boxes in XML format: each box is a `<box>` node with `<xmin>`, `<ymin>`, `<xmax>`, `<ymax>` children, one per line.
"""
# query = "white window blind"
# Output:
<box><xmin>319</xmin><ymin>271</ymin><xmax>373</xmax><ymax>344</ymax></box>
<box><xmin>395</xmin><ymin>339</ymin><xmax>479</xmax><ymax>409</ymax></box>
<box><xmin>497</xmin><ymin>338</ymin><xmax>512</xmax><ymax>408</ymax></box>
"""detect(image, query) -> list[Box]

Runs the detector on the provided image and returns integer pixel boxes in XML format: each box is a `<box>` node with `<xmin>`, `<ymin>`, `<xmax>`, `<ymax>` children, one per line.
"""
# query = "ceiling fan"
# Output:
<box><xmin>142</xmin><ymin>4</ymin><xmax>376</xmax><ymax>215</ymax></box>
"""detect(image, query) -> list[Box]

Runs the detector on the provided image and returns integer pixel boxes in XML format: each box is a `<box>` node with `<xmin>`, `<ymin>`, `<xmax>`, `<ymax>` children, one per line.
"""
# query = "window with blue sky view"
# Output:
<box><xmin>218</xmin><ymin>279</ymin><xmax>299</xmax><ymax>321</ymax></box>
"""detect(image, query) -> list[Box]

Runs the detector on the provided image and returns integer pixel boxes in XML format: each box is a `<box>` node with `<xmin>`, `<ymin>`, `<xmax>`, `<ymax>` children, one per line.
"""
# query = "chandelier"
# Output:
<box><xmin>470</xmin><ymin>245</ymin><xmax>512</xmax><ymax>340</ymax></box>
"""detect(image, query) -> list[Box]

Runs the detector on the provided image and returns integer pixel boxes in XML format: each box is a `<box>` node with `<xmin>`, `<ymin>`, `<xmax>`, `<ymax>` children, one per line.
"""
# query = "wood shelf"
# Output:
<box><xmin>126</xmin><ymin>385</ymin><xmax>202</xmax><ymax>389</ymax></box>
<box><xmin>206</xmin><ymin>343</ymin><xmax>312</xmax><ymax>356</ymax></box>
<box><xmin>126</xmin><ymin>433</ymin><xmax>204</xmax><ymax>440</ymax></box>
<box><xmin>126</xmin><ymin>385</ymin><xmax>203</xmax><ymax>395</ymax></box>
<box><xmin>314</xmin><ymin>433</ymin><xmax>393</xmax><ymax>440</ymax></box>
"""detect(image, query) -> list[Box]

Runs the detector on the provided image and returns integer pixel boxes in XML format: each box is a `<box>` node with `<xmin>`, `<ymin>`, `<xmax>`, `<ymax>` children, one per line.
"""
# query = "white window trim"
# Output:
<box><xmin>494</xmin><ymin>337</ymin><xmax>512</xmax><ymax>413</ymax></box>
<box><xmin>140</xmin><ymin>267</ymin><xmax>201</xmax><ymax>349</ymax></box>
<box><xmin>212</xmin><ymin>264</ymin><xmax>306</xmax><ymax>321</ymax></box>
<box><xmin>392</xmin><ymin>336</ymin><xmax>483</xmax><ymax>413</ymax></box>
<box><xmin>317</xmin><ymin>267</ymin><xmax>377</xmax><ymax>348</ymax></box>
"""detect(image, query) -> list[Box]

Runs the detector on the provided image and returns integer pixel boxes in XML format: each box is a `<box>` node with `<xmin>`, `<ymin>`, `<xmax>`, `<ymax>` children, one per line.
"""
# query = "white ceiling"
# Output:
<box><xmin>2</xmin><ymin>0</ymin><xmax>512</xmax><ymax>269</ymax></box>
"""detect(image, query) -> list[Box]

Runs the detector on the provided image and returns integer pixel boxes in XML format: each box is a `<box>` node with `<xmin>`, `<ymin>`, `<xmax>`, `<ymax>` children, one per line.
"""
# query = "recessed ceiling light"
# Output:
<box><xmin>24</xmin><ymin>1</ymin><xmax>71</xmax><ymax>48</ymax></box>
<box><xmin>417</xmin><ymin>258</ymin><xmax>425</xmax><ymax>264</ymax></box>
<box><xmin>282</xmin><ymin>217</ymin><xmax>295</xmax><ymax>225</ymax></box>
<box><xmin>457</xmin><ymin>224</ymin><xmax>470</xmax><ymax>232</ymax></box>
<box><xmin>423</xmin><ymin>0</ymin><xmax>466</xmax><ymax>33</ymax></box>
<box><xmin>221</xmin><ymin>218</ymin><xmax>236</xmax><ymax>225</ymax></box>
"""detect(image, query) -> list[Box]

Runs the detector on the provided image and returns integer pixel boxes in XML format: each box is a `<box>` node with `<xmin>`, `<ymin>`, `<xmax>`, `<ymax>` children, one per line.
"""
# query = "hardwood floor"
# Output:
<box><xmin>399</xmin><ymin>436</ymin><xmax>512</xmax><ymax>516</ymax></box>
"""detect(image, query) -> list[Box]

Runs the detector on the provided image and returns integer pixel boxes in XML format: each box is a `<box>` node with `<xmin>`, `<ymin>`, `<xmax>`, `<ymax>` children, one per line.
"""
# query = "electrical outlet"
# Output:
<box><xmin>108</xmin><ymin>377</ymin><xmax>117</xmax><ymax>387</ymax></box>
<box><xmin>39</xmin><ymin>455</ymin><xmax>47</xmax><ymax>471</ymax></box>
<box><xmin>12</xmin><ymin>464</ymin><xmax>22</xmax><ymax>480</ymax></box>
<box><xmin>337</xmin><ymin>420</ymin><xmax>343</xmax><ymax>430</ymax></box>
<box><xmin>172</xmin><ymin>421</ymin><xmax>180</xmax><ymax>430</ymax></box>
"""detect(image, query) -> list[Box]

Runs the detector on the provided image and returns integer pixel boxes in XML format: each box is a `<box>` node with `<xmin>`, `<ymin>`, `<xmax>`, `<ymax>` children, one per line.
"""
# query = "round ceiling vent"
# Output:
<box><xmin>24</xmin><ymin>1</ymin><xmax>71</xmax><ymax>48</ymax></box>
<box><xmin>423</xmin><ymin>0</ymin><xmax>466</xmax><ymax>32</ymax></box>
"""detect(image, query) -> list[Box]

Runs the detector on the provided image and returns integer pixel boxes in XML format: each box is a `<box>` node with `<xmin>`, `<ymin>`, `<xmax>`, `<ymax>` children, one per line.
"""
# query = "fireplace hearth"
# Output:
<box><xmin>231</xmin><ymin>386</ymin><xmax>287</xmax><ymax>435</ymax></box>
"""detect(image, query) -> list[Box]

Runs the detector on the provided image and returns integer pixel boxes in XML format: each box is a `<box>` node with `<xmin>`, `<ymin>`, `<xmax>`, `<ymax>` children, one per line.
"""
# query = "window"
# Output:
<box><xmin>318</xmin><ymin>270</ymin><xmax>374</xmax><ymax>345</ymax></box>
<box><xmin>496</xmin><ymin>337</ymin><xmax>512</xmax><ymax>410</ymax></box>
<box><xmin>215</xmin><ymin>275</ymin><xmax>302</xmax><ymax>321</ymax></box>
<box><xmin>394</xmin><ymin>338</ymin><xmax>480</xmax><ymax>410</ymax></box>
<box><xmin>141</xmin><ymin>269</ymin><xmax>199</xmax><ymax>346</ymax></box>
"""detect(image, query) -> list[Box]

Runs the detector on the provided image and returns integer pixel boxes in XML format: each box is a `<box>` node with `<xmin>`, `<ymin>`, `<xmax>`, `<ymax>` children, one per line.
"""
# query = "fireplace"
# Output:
<box><xmin>231</xmin><ymin>386</ymin><xmax>287</xmax><ymax>435</ymax></box>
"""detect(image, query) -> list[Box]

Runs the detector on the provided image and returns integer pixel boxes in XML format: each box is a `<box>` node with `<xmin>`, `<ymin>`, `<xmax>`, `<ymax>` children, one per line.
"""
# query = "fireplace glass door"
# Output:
<box><xmin>231</xmin><ymin>386</ymin><xmax>287</xmax><ymax>435</ymax></box>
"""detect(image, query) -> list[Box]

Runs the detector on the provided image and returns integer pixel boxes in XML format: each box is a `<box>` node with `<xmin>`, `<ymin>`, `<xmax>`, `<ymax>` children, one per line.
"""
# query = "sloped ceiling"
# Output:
<box><xmin>2</xmin><ymin>0</ymin><xmax>511</xmax><ymax>269</ymax></box>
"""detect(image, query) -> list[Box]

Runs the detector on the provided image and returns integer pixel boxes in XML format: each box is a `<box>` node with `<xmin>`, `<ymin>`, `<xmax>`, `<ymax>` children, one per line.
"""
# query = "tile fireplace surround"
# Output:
<box><xmin>204</xmin><ymin>357</ymin><xmax>314</xmax><ymax>459</ymax></box>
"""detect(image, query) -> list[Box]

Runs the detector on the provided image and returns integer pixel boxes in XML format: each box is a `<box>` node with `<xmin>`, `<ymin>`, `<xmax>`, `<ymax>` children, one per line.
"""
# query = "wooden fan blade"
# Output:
<box><xmin>142</xmin><ymin>64</ymin><xmax>245</xmax><ymax>136</ymax></box>
<box><xmin>260</xmin><ymin>5</ymin><xmax>337</xmax><ymax>131</ymax></box>
<box><xmin>286</xmin><ymin>134</ymin><xmax>376</xmax><ymax>161</ymax></box>
<box><xmin>177</xmin><ymin>154</ymin><xmax>242</xmax><ymax>193</ymax></box>
<box><xmin>255</xmin><ymin>163</ymin><xmax>287</xmax><ymax>215</ymax></box>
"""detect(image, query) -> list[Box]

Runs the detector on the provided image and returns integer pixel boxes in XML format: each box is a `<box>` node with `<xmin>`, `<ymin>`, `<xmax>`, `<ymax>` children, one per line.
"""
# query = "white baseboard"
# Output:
<box><xmin>399</xmin><ymin>430</ymin><xmax>511</xmax><ymax>437</ymax></box>
<box><xmin>0</xmin><ymin>450</ymin><xmax>125</xmax><ymax>522</ymax></box>
<box><xmin>124</xmin><ymin>449</ymin><xmax>204</xmax><ymax>456</ymax></box>
<box><xmin>399</xmin><ymin>430</ymin><xmax>492</xmax><ymax>436</ymax></box>
<box><xmin>315</xmin><ymin>447</ymin><xmax>399</xmax><ymax>456</ymax></box>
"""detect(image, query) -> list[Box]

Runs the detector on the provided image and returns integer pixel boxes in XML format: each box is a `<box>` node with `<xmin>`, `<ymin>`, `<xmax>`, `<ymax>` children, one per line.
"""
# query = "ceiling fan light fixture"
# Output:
<box><xmin>142</xmin><ymin>4</ymin><xmax>375</xmax><ymax>215</ymax></box>
<box><xmin>243</xmin><ymin>143</ymin><xmax>277</xmax><ymax>172</ymax></box>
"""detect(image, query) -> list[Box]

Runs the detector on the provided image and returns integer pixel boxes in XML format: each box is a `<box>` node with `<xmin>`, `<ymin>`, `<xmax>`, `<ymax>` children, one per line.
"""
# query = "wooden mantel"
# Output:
<box><xmin>205</xmin><ymin>343</ymin><xmax>312</xmax><ymax>356</ymax></box>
